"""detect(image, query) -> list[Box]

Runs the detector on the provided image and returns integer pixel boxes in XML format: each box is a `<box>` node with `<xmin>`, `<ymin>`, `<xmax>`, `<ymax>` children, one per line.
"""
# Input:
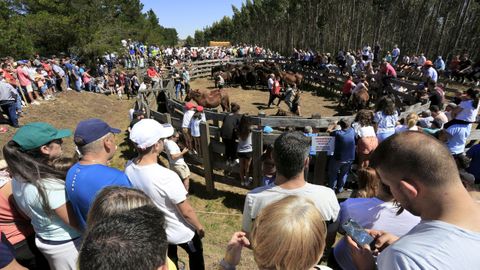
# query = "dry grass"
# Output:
<box><xmin>0</xmin><ymin>91</ymin><xmax>257</xmax><ymax>269</ymax></box>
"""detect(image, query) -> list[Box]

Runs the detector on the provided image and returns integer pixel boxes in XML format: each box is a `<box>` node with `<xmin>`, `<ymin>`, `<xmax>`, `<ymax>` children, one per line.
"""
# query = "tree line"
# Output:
<box><xmin>191</xmin><ymin>0</ymin><xmax>480</xmax><ymax>61</ymax></box>
<box><xmin>0</xmin><ymin>0</ymin><xmax>178</xmax><ymax>61</ymax></box>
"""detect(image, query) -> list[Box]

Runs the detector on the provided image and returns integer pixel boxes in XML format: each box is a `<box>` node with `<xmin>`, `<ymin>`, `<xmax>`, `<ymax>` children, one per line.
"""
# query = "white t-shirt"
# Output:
<box><xmin>333</xmin><ymin>198</ymin><xmax>420</xmax><ymax>270</ymax></box>
<box><xmin>242</xmin><ymin>183</ymin><xmax>340</xmax><ymax>232</ymax></box>
<box><xmin>354</xmin><ymin>125</ymin><xmax>376</xmax><ymax>138</ymax></box>
<box><xmin>164</xmin><ymin>139</ymin><xmax>186</xmax><ymax>166</ymax></box>
<box><xmin>182</xmin><ymin>110</ymin><xmax>195</xmax><ymax>128</ymax></box>
<box><xmin>456</xmin><ymin>100</ymin><xmax>479</xmax><ymax>122</ymax></box>
<box><xmin>395</xmin><ymin>125</ymin><xmax>419</xmax><ymax>133</ymax></box>
<box><xmin>237</xmin><ymin>133</ymin><xmax>252</xmax><ymax>153</ymax></box>
<box><xmin>377</xmin><ymin>220</ymin><xmax>480</xmax><ymax>269</ymax></box>
<box><xmin>189</xmin><ymin>118</ymin><xmax>201</xmax><ymax>137</ymax></box>
<box><xmin>12</xmin><ymin>178</ymin><xmax>81</xmax><ymax>241</ymax></box>
<box><xmin>125</xmin><ymin>161</ymin><xmax>194</xmax><ymax>244</ymax></box>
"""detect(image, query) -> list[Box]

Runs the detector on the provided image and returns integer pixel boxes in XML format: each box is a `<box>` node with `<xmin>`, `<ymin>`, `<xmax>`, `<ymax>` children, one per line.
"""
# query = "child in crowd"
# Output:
<box><xmin>189</xmin><ymin>106</ymin><xmax>204</xmax><ymax>156</ymax></box>
<box><xmin>261</xmin><ymin>144</ymin><xmax>275</xmax><ymax>186</ymax></box>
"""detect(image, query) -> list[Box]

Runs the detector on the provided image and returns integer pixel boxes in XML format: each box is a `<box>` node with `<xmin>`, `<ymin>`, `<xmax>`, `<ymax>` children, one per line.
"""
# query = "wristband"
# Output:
<box><xmin>219</xmin><ymin>258</ymin><xmax>236</xmax><ymax>270</ymax></box>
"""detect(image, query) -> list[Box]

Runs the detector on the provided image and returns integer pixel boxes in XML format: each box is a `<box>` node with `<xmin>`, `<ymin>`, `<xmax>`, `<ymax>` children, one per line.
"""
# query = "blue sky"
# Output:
<box><xmin>141</xmin><ymin>0</ymin><xmax>245</xmax><ymax>39</ymax></box>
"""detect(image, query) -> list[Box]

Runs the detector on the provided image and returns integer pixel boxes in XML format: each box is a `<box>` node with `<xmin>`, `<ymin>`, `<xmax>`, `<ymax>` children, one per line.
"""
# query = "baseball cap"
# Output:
<box><xmin>196</xmin><ymin>105</ymin><xmax>204</xmax><ymax>112</ymax></box>
<box><xmin>13</xmin><ymin>122</ymin><xmax>72</xmax><ymax>151</ymax></box>
<box><xmin>424</xmin><ymin>60</ymin><xmax>433</xmax><ymax>66</ymax></box>
<box><xmin>130</xmin><ymin>119</ymin><xmax>174</xmax><ymax>149</ymax></box>
<box><xmin>263</xmin><ymin>126</ymin><xmax>273</xmax><ymax>134</ymax></box>
<box><xmin>74</xmin><ymin>118</ymin><xmax>121</xmax><ymax>146</ymax></box>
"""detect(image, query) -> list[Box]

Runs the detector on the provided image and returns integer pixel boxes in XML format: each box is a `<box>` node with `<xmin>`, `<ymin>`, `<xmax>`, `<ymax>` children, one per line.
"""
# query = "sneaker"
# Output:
<box><xmin>246</xmin><ymin>177</ymin><xmax>253</xmax><ymax>186</ymax></box>
<box><xmin>234</xmin><ymin>159</ymin><xmax>240</xmax><ymax>164</ymax></box>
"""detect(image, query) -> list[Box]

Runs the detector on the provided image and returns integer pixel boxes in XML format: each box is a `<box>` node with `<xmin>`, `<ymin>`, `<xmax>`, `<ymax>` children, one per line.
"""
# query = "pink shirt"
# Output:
<box><xmin>16</xmin><ymin>67</ymin><xmax>31</xmax><ymax>86</ymax></box>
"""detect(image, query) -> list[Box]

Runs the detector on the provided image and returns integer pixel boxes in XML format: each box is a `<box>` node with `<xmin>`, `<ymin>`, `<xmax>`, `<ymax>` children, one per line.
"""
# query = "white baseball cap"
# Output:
<box><xmin>130</xmin><ymin>119</ymin><xmax>174</xmax><ymax>149</ymax></box>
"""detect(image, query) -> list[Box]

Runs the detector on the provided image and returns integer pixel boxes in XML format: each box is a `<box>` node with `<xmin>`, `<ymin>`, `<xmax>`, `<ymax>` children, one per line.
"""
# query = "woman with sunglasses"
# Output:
<box><xmin>3</xmin><ymin>122</ymin><xmax>81</xmax><ymax>270</ymax></box>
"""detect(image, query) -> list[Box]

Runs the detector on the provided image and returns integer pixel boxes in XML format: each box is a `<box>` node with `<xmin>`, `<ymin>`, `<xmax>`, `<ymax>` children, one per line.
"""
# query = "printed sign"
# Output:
<box><xmin>312</xmin><ymin>136</ymin><xmax>335</xmax><ymax>155</ymax></box>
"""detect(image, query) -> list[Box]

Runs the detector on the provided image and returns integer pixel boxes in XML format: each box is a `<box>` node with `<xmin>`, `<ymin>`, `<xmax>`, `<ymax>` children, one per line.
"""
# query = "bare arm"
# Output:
<box><xmin>177</xmin><ymin>199</ymin><xmax>205</xmax><ymax>237</ymax></box>
<box><xmin>170</xmin><ymin>148</ymin><xmax>189</xmax><ymax>160</ymax></box>
<box><xmin>54</xmin><ymin>202</ymin><xmax>81</xmax><ymax>232</ymax></box>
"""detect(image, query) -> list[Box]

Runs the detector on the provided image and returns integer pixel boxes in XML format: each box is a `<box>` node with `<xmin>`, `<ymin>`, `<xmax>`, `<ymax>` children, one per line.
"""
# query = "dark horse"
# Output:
<box><xmin>185</xmin><ymin>89</ymin><xmax>231</xmax><ymax>112</ymax></box>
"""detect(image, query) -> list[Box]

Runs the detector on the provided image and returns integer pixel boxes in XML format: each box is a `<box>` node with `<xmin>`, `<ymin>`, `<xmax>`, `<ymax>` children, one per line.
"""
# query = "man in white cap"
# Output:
<box><xmin>125</xmin><ymin>119</ymin><xmax>205</xmax><ymax>270</ymax></box>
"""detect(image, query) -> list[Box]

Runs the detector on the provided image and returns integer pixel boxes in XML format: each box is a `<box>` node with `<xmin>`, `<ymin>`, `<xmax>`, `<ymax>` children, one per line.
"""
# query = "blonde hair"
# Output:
<box><xmin>406</xmin><ymin>113</ymin><xmax>419</xmax><ymax>129</ymax></box>
<box><xmin>251</xmin><ymin>196</ymin><xmax>327</xmax><ymax>270</ymax></box>
<box><xmin>87</xmin><ymin>186</ymin><xmax>154</xmax><ymax>227</ymax></box>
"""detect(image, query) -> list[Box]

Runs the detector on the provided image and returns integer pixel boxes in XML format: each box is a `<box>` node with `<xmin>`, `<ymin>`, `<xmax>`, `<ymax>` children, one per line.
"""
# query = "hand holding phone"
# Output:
<box><xmin>342</xmin><ymin>218</ymin><xmax>374</xmax><ymax>247</ymax></box>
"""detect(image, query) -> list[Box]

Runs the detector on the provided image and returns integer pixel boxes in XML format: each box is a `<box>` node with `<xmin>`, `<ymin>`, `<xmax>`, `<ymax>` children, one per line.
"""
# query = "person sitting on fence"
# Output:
<box><xmin>444</xmin><ymin>88</ymin><xmax>479</xmax><ymax>130</ymax></box>
<box><xmin>189</xmin><ymin>106</ymin><xmax>204</xmax><ymax>157</ymax></box>
<box><xmin>182</xmin><ymin>102</ymin><xmax>196</xmax><ymax>153</ymax></box>
<box><xmin>222</xmin><ymin>196</ymin><xmax>331</xmax><ymax>270</ymax></box>
<box><xmin>165</xmin><ymin>131</ymin><xmax>191</xmax><ymax>192</ymax></box>
<box><xmin>147</xmin><ymin>64</ymin><xmax>160</xmax><ymax>89</ymax></box>
<box><xmin>422</xmin><ymin>60</ymin><xmax>438</xmax><ymax>83</ymax></box>
<box><xmin>380</xmin><ymin>60</ymin><xmax>397</xmax><ymax>90</ymax></box>
<box><xmin>126</xmin><ymin>119</ymin><xmax>205</xmax><ymax>270</ymax></box>
<box><xmin>242</xmin><ymin>131</ymin><xmax>340</xmax><ymax>251</ymax></box>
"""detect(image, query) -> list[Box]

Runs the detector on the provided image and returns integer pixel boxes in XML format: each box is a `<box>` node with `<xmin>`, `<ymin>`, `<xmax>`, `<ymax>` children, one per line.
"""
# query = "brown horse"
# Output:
<box><xmin>186</xmin><ymin>89</ymin><xmax>230</xmax><ymax>112</ymax></box>
<box><xmin>351</xmin><ymin>88</ymin><xmax>370</xmax><ymax>111</ymax></box>
<box><xmin>279</xmin><ymin>71</ymin><xmax>303</xmax><ymax>86</ymax></box>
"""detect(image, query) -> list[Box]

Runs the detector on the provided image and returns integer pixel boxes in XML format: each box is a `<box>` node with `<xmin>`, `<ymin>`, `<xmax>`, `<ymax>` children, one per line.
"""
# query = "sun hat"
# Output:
<box><xmin>130</xmin><ymin>119</ymin><xmax>174</xmax><ymax>150</ymax></box>
<box><xmin>74</xmin><ymin>118</ymin><xmax>121</xmax><ymax>146</ymax></box>
<box><xmin>13</xmin><ymin>122</ymin><xmax>72</xmax><ymax>151</ymax></box>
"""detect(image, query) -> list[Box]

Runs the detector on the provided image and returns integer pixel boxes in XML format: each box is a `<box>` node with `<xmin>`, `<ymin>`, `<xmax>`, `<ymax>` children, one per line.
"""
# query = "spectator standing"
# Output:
<box><xmin>327</xmin><ymin>119</ymin><xmax>356</xmax><ymax>193</ymax></box>
<box><xmin>126</xmin><ymin>119</ymin><xmax>205</xmax><ymax>270</ymax></box>
<box><xmin>65</xmin><ymin>118</ymin><xmax>131</xmax><ymax>230</ymax></box>
<box><xmin>352</xmin><ymin>110</ymin><xmax>378</xmax><ymax>168</ymax></box>
<box><xmin>374</xmin><ymin>97</ymin><xmax>398</xmax><ymax>142</ymax></box>
<box><xmin>349</xmin><ymin>132</ymin><xmax>480</xmax><ymax>270</ymax></box>
<box><xmin>221</xmin><ymin>103</ymin><xmax>242</xmax><ymax>168</ymax></box>
<box><xmin>16</xmin><ymin>61</ymin><xmax>39</xmax><ymax>105</ymax></box>
<box><xmin>242</xmin><ymin>132</ymin><xmax>340</xmax><ymax>250</ymax></box>
<box><xmin>182</xmin><ymin>102</ymin><xmax>196</xmax><ymax>152</ymax></box>
<box><xmin>165</xmin><ymin>131</ymin><xmax>191</xmax><ymax>192</ymax></box>
<box><xmin>189</xmin><ymin>106</ymin><xmax>204</xmax><ymax>157</ymax></box>
<box><xmin>391</xmin><ymin>45</ymin><xmax>400</xmax><ymax>66</ymax></box>
<box><xmin>237</xmin><ymin>115</ymin><xmax>253</xmax><ymax>187</ymax></box>
<box><xmin>331</xmin><ymin>168</ymin><xmax>420</xmax><ymax>270</ymax></box>
<box><xmin>3</xmin><ymin>123</ymin><xmax>81</xmax><ymax>269</ymax></box>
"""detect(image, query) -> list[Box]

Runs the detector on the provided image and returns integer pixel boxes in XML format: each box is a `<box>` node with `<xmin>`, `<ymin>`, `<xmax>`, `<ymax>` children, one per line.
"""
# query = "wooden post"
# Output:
<box><xmin>200</xmin><ymin>122</ymin><xmax>215</xmax><ymax>193</ymax></box>
<box><xmin>165</xmin><ymin>113</ymin><xmax>172</xmax><ymax>125</ymax></box>
<box><xmin>313</xmin><ymin>151</ymin><xmax>328</xmax><ymax>186</ymax></box>
<box><xmin>252</xmin><ymin>130</ymin><xmax>263</xmax><ymax>188</ymax></box>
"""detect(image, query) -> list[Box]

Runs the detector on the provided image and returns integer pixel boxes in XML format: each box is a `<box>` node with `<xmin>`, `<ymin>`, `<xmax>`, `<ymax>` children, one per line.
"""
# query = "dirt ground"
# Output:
<box><xmin>190</xmin><ymin>77</ymin><xmax>341</xmax><ymax>117</ymax></box>
<box><xmin>0</xmin><ymin>91</ymin><xmax>257</xmax><ymax>269</ymax></box>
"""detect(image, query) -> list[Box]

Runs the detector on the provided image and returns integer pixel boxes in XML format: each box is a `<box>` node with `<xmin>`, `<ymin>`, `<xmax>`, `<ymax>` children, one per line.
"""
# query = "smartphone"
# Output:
<box><xmin>342</xmin><ymin>218</ymin><xmax>375</xmax><ymax>247</ymax></box>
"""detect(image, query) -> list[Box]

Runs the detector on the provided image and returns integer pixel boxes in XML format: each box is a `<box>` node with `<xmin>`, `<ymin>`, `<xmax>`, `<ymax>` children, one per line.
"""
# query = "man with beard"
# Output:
<box><xmin>348</xmin><ymin>132</ymin><xmax>480</xmax><ymax>269</ymax></box>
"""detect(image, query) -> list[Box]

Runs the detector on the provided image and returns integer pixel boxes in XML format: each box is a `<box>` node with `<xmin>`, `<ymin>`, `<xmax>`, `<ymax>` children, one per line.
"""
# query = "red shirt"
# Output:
<box><xmin>2</xmin><ymin>71</ymin><xmax>16</xmax><ymax>86</ymax></box>
<box><xmin>147</xmin><ymin>67</ymin><xmax>158</xmax><ymax>78</ymax></box>
<box><xmin>383</xmin><ymin>63</ymin><xmax>397</xmax><ymax>77</ymax></box>
<box><xmin>342</xmin><ymin>79</ymin><xmax>354</xmax><ymax>94</ymax></box>
<box><xmin>273</xmin><ymin>80</ymin><xmax>281</xmax><ymax>95</ymax></box>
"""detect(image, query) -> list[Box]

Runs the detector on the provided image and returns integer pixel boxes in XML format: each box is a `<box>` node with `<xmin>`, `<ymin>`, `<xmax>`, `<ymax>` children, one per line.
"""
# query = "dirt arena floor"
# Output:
<box><xmin>189</xmin><ymin>78</ymin><xmax>342</xmax><ymax>117</ymax></box>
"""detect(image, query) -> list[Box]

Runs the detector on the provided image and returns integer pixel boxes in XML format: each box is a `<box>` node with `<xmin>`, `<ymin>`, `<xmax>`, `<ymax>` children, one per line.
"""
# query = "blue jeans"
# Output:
<box><xmin>328</xmin><ymin>159</ymin><xmax>352</xmax><ymax>192</ymax></box>
<box><xmin>74</xmin><ymin>79</ymin><xmax>82</xmax><ymax>91</ymax></box>
<box><xmin>15</xmin><ymin>92</ymin><xmax>22</xmax><ymax>112</ymax></box>
<box><xmin>1</xmin><ymin>101</ymin><xmax>19</xmax><ymax>127</ymax></box>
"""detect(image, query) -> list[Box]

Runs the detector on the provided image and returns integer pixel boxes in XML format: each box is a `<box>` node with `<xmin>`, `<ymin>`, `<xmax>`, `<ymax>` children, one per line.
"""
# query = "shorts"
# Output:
<box><xmin>23</xmin><ymin>84</ymin><xmax>34</xmax><ymax>93</ymax></box>
<box><xmin>237</xmin><ymin>152</ymin><xmax>252</xmax><ymax>159</ymax></box>
<box><xmin>171</xmin><ymin>163</ymin><xmax>191</xmax><ymax>180</ymax></box>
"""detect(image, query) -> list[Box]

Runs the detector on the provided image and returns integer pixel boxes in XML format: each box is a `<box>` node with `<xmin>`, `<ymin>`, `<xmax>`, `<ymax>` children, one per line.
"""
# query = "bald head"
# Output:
<box><xmin>370</xmin><ymin>132</ymin><xmax>460</xmax><ymax>188</ymax></box>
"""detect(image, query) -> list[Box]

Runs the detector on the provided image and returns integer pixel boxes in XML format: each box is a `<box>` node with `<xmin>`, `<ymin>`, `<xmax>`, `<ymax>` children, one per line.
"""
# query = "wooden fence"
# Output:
<box><xmin>133</xmin><ymin>59</ymin><xmax>479</xmax><ymax>194</ymax></box>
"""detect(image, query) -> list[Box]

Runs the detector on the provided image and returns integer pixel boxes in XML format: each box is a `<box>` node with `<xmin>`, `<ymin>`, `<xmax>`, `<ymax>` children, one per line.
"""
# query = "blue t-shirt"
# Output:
<box><xmin>65</xmin><ymin>163</ymin><xmax>131</xmax><ymax>230</ymax></box>
<box><xmin>467</xmin><ymin>144</ymin><xmax>480</xmax><ymax>182</ymax></box>
<box><xmin>304</xmin><ymin>133</ymin><xmax>318</xmax><ymax>156</ymax></box>
<box><xmin>331</xmin><ymin>128</ymin><xmax>356</xmax><ymax>161</ymax></box>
